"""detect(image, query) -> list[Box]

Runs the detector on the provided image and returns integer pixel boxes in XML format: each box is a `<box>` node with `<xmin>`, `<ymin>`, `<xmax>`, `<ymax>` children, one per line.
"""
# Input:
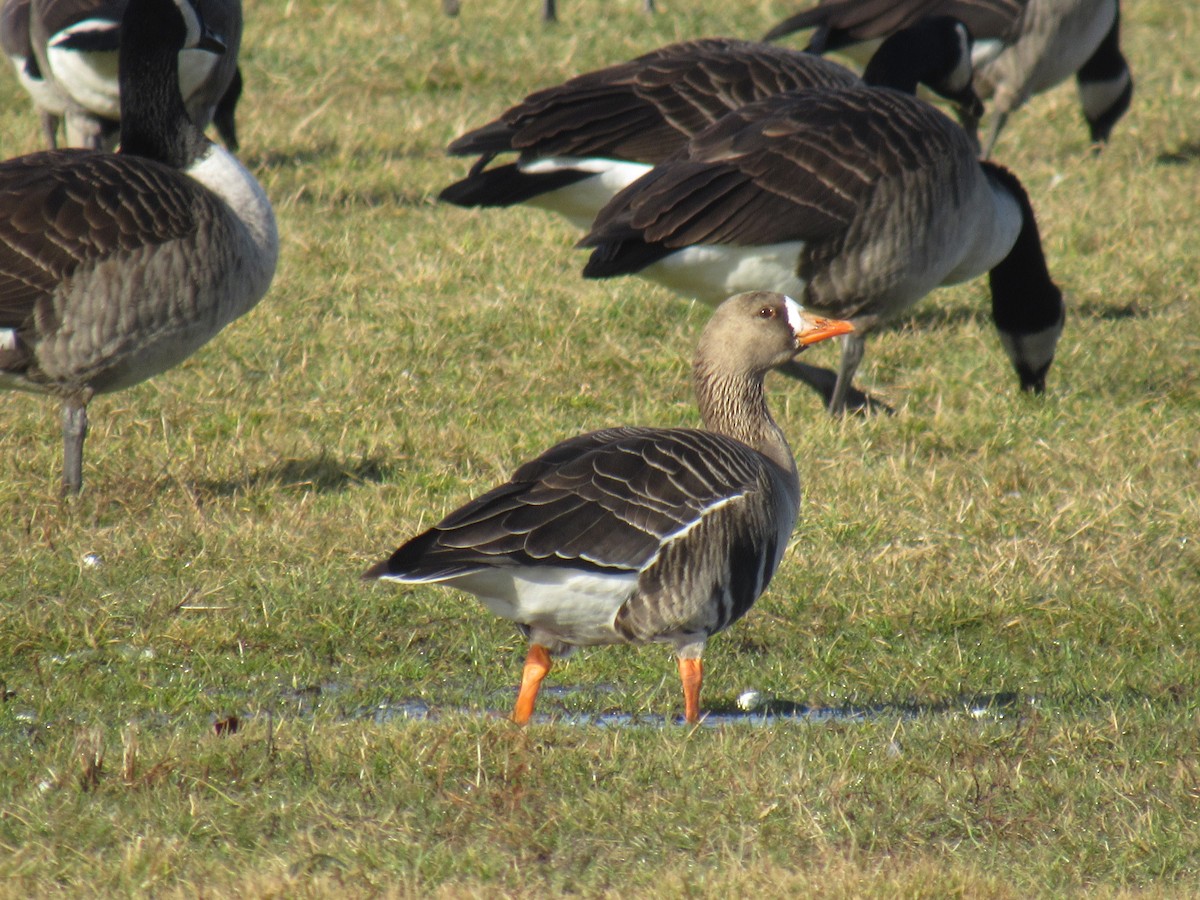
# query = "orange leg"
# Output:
<box><xmin>512</xmin><ymin>644</ymin><xmax>552</xmax><ymax>725</ymax></box>
<box><xmin>677</xmin><ymin>657</ymin><xmax>704</xmax><ymax>724</ymax></box>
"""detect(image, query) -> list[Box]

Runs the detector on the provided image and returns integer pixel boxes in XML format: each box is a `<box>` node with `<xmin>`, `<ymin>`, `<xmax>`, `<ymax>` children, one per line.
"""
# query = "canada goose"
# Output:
<box><xmin>440</xmin><ymin>18</ymin><xmax>981</xmax><ymax>231</ymax></box>
<box><xmin>5</xmin><ymin>0</ymin><xmax>242</xmax><ymax>149</ymax></box>
<box><xmin>975</xmin><ymin>0</ymin><xmax>1130</xmax><ymax>155</ymax></box>
<box><xmin>364</xmin><ymin>292</ymin><xmax>854</xmax><ymax>724</ymax></box>
<box><xmin>0</xmin><ymin>0</ymin><xmax>278</xmax><ymax>493</ymax></box>
<box><xmin>580</xmin><ymin>86</ymin><xmax>1064</xmax><ymax>414</ymax></box>
<box><xmin>764</xmin><ymin>0</ymin><xmax>1132</xmax><ymax>156</ymax></box>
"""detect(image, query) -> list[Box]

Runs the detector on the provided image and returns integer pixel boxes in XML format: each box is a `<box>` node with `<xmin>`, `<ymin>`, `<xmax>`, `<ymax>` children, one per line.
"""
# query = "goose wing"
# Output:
<box><xmin>0</xmin><ymin>151</ymin><xmax>217</xmax><ymax>328</ymax></box>
<box><xmin>581</xmin><ymin>86</ymin><xmax>968</xmax><ymax>271</ymax></box>
<box><xmin>374</xmin><ymin>427</ymin><xmax>779</xmax><ymax>581</ymax></box>
<box><xmin>765</xmin><ymin>0</ymin><xmax>1025</xmax><ymax>46</ymax></box>
<box><xmin>449</xmin><ymin>38</ymin><xmax>858</xmax><ymax>166</ymax></box>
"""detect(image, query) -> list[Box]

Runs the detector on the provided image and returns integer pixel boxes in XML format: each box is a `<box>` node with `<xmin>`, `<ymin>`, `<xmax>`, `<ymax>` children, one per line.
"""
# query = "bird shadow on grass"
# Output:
<box><xmin>1155</xmin><ymin>142</ymin><xmax>1200</xmax><ymax>166</ymax></box>
<box><xmin>188</xmin><ymin>454</ymin><xmax>395</xmax><ymax>499</ymax></box>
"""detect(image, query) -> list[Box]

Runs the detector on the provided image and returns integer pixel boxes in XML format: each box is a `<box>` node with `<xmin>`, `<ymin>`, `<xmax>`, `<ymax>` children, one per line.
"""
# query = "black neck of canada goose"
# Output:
<box><xmin>861</xmin><ymin>16</ymin><xmax>983</xmax><ymax>118</ymax></box>
<box><xmin>117</xmin><ymin>0</ymin><xmax>219</xmax><ymax>168</ymax></box>
<box><xmin>980</xmin><ymin>161</ymin><xmax>1064</xmax><ymax>393</ymax></box>
<box><xmin>1075</xmin><ymin>6</ymin><xmax>1131</xmax><ymax>144</ymax></box>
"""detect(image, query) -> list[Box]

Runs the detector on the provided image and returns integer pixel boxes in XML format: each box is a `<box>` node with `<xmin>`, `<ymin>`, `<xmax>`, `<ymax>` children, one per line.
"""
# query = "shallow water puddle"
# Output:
<box><xmin>359</xmin><ymin>688</ymin><xmax>1022</xmax><ymax>728</ymax></box>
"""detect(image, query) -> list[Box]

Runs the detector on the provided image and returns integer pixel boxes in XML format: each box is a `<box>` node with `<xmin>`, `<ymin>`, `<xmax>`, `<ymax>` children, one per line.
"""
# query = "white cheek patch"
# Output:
<box><xmin>1078</xmin><ymin>70</ymin><xmax>1130</xmax><ymax>120</ymax></box>
<box><xmin>172</xmin><ymin>0</ymin><xmax>203</xmax><ymax>49</ymax></box>
<box><xmin>946</xmin><ymin>23</ymin><xmax>974</xmax><ymax>94</ymax></box>
<box><xmin>782</xmin><ymin>296</ymin><xmax>806</xmax><ymax>336</ymax></box>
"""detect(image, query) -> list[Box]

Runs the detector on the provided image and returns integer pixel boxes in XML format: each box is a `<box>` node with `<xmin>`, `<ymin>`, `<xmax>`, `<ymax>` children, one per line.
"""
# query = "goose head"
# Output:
<box><xmin>697</xmin><ymin>291</ymin><xmax>855</xmax><ymax>379</ymax></box>
<box><xmin>117</xmin><ymin>0</ymin><xmax>226</xmax><ymax>165</ymax></box>
<box><xmin>863</xmin><ymin>16</ymin><xmax>984</xmax><ymax>124</ymax></box>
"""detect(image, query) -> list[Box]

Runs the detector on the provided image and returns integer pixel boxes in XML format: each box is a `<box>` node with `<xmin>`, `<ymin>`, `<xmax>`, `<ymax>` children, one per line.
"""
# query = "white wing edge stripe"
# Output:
<box><xmin>640</xmin><ymin>490</ymin><xmax>749</xmax><ymax>570</ymax></box>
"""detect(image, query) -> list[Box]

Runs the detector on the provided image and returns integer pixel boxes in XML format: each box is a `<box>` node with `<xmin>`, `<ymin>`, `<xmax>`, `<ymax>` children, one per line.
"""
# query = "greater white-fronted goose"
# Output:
<box><xmin>764</xmin><ymin>0</ymin><xmax>1132</xmax><ymax>156</ymax></box>
<box><xmin>0</xmin><ymin>0</ymin><xmax>278</xmax><ymax>493</ymax></box>
<box><xmin>8</xmin><ymin>0</ymin><xmax>242</xmax><ymax>149</ymax></box>
<box><xmin>580</xmin><ymin>86</ymin><xmax>1064</xmax><ymax>414</ymax></box>
<box><xmin>440</xmin><ymin>18</ymin><xmax>981</xmax><ymax>231</ymax></box>
<box><xmin>363</xmin><ymin>292</ymin><xmax>854</xmax><ymax>725</ymax></box>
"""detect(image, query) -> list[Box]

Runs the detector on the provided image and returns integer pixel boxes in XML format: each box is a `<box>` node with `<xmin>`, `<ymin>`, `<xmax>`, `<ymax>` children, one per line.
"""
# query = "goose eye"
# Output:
<box><xmin>758</xmin><ymin>306</ymin><xmax>776</xmax><ymax>319</ymax></box>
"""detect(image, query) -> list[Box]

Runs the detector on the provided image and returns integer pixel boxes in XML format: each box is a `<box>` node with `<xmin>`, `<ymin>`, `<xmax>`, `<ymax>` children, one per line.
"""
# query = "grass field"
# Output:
<box><xmin>2</xmin><ymin>0</ymin><xmax>1199</xmax><ymax>895</ymax></box>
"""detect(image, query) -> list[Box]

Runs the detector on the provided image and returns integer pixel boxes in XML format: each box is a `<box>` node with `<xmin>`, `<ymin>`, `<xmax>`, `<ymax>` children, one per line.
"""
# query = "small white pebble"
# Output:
<box><xmin>81</xmin><ymin>553</ymin><xmax>102</xmax><ymax>568</ymax></box>
<box><xmin>736</xmin><ymin>690</ymin><xmax>763</xmax><ymax>711</ymax></box>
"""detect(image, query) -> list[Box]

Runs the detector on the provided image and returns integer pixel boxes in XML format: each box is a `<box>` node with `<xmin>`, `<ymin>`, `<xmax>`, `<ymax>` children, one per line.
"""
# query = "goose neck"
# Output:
<box><xmin>693</xmin><ymin>364</ymin><xmax>797</xmax><ymax>478</ymax></box>
<box><xmin>981</xmin><ymin>162</ymin><xmax>1063</xmax><ymax>334</ymax></box>
<box><xmin>117</xmin><ymin>4</ymin><xmax>209</xmax><ymax>169</ymax></box>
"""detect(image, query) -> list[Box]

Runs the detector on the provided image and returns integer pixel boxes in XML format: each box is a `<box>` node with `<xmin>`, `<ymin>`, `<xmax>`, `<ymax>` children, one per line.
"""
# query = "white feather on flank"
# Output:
<box><xmin>45</xmin><ymin>16</ymin><xmax>221</xmax><ymax>122</ymax></box>
<box><xmin>47</xmin><ymin>20</ymin><xmax>121</xmax><ymax>116</ymax></box>
<box><xmin>520</xmin><ymin>157</ymin><xmax>654</xmax><ymax>230</ymax></box>
<box><xmin>643</xmin><ymin>241</ymin><xmax>809</xmax><ymax>307</ymax></box>
<box><xmin>374</xmin><ymin>565</ymin><xmax>640</xmax><ymax>645</ymax></box>
<box><xmin>0</xmin><ymin>329</ymin><xmax>16</xmax><ymax>352</ymax></box>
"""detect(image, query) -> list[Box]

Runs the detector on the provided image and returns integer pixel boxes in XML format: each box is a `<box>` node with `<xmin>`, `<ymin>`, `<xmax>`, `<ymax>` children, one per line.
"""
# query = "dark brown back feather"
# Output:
<box><xmin>0</xmin><ymin>150</ymin><xmax>217</xmax><ymax>326</ymax></box>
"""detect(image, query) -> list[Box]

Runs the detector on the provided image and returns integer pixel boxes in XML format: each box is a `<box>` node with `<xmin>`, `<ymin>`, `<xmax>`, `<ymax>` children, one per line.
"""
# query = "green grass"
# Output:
<box><xmin>2</xmin><ymin>0</ymin><xmax>1200</xmax><ymax>894</ymax></box>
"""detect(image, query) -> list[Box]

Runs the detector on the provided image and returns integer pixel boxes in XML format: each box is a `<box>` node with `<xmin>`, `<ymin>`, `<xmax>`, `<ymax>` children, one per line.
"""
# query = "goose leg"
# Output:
<box><xmin>677</xmin><ymin>656</ymin><xmax>703</xmax><ymax>724</ymax></box>
<box><xmin>60</xmin><ymin>393</ymin><xmax>91</xmax><ymax>495</ymax></box>
<box><xmin>512</xmin><ymin>643</ymin><xmax>552</xmax><ymax>724</ymax></box>
<box><xmin>40</xmin><ymin>111</ymin><xmax>60</xmax><ymax>149</ymax></box>
<box><xmin>541</xmin><ymin>0</ymin><xmax>556</xmax><ymax>22</ymax></box>
<box><xmin>982</xmin><ymin>110</ymin><xmax>1009</xmax><ymax>160</ymax></box>
<box><xmin>829</xmin><ymin>332</ymin><xmax>880</xmax><ymax>415</ymax></box>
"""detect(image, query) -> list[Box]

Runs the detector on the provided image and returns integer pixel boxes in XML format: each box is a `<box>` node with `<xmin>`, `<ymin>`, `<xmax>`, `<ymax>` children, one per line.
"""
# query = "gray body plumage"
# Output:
<box><xmin>0</xmin><ymin>149</ymin><xmax>275</xmax><ymax>396</ymax></box>
<box><xmin>441</xmin><ymin>38</ymin><xmax>860</xmax><ymax>229</ymax></box>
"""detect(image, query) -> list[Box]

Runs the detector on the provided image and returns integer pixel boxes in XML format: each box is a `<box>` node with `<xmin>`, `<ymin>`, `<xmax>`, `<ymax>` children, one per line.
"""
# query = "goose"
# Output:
<box><xmin>763</xmin><ymin>0</ymin><xmax>1132</xmax><ymax>157</ymax></box>
<box><xmin>440</xmin><ymin>18</ymin><xmax>981</xmax><ymax>231</ymax></box>
<box><xmin>0</xmin><ymin>0</ymin><xmax>278</xmax><ymax>493</ymax></box>
<box><xmin>580</xmin><ymin>86</ymin><xmax>1064</xmax><ymax>414</ymax></box>
<box><xmin>5</xmin><ymin>0</ymin><xmax>242</xmax><ymax>149</ymax></box>
<box><xmin>364</xmin><ymin>292</ymin><xmax>853</xmax><ymax>724</ymax></box>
